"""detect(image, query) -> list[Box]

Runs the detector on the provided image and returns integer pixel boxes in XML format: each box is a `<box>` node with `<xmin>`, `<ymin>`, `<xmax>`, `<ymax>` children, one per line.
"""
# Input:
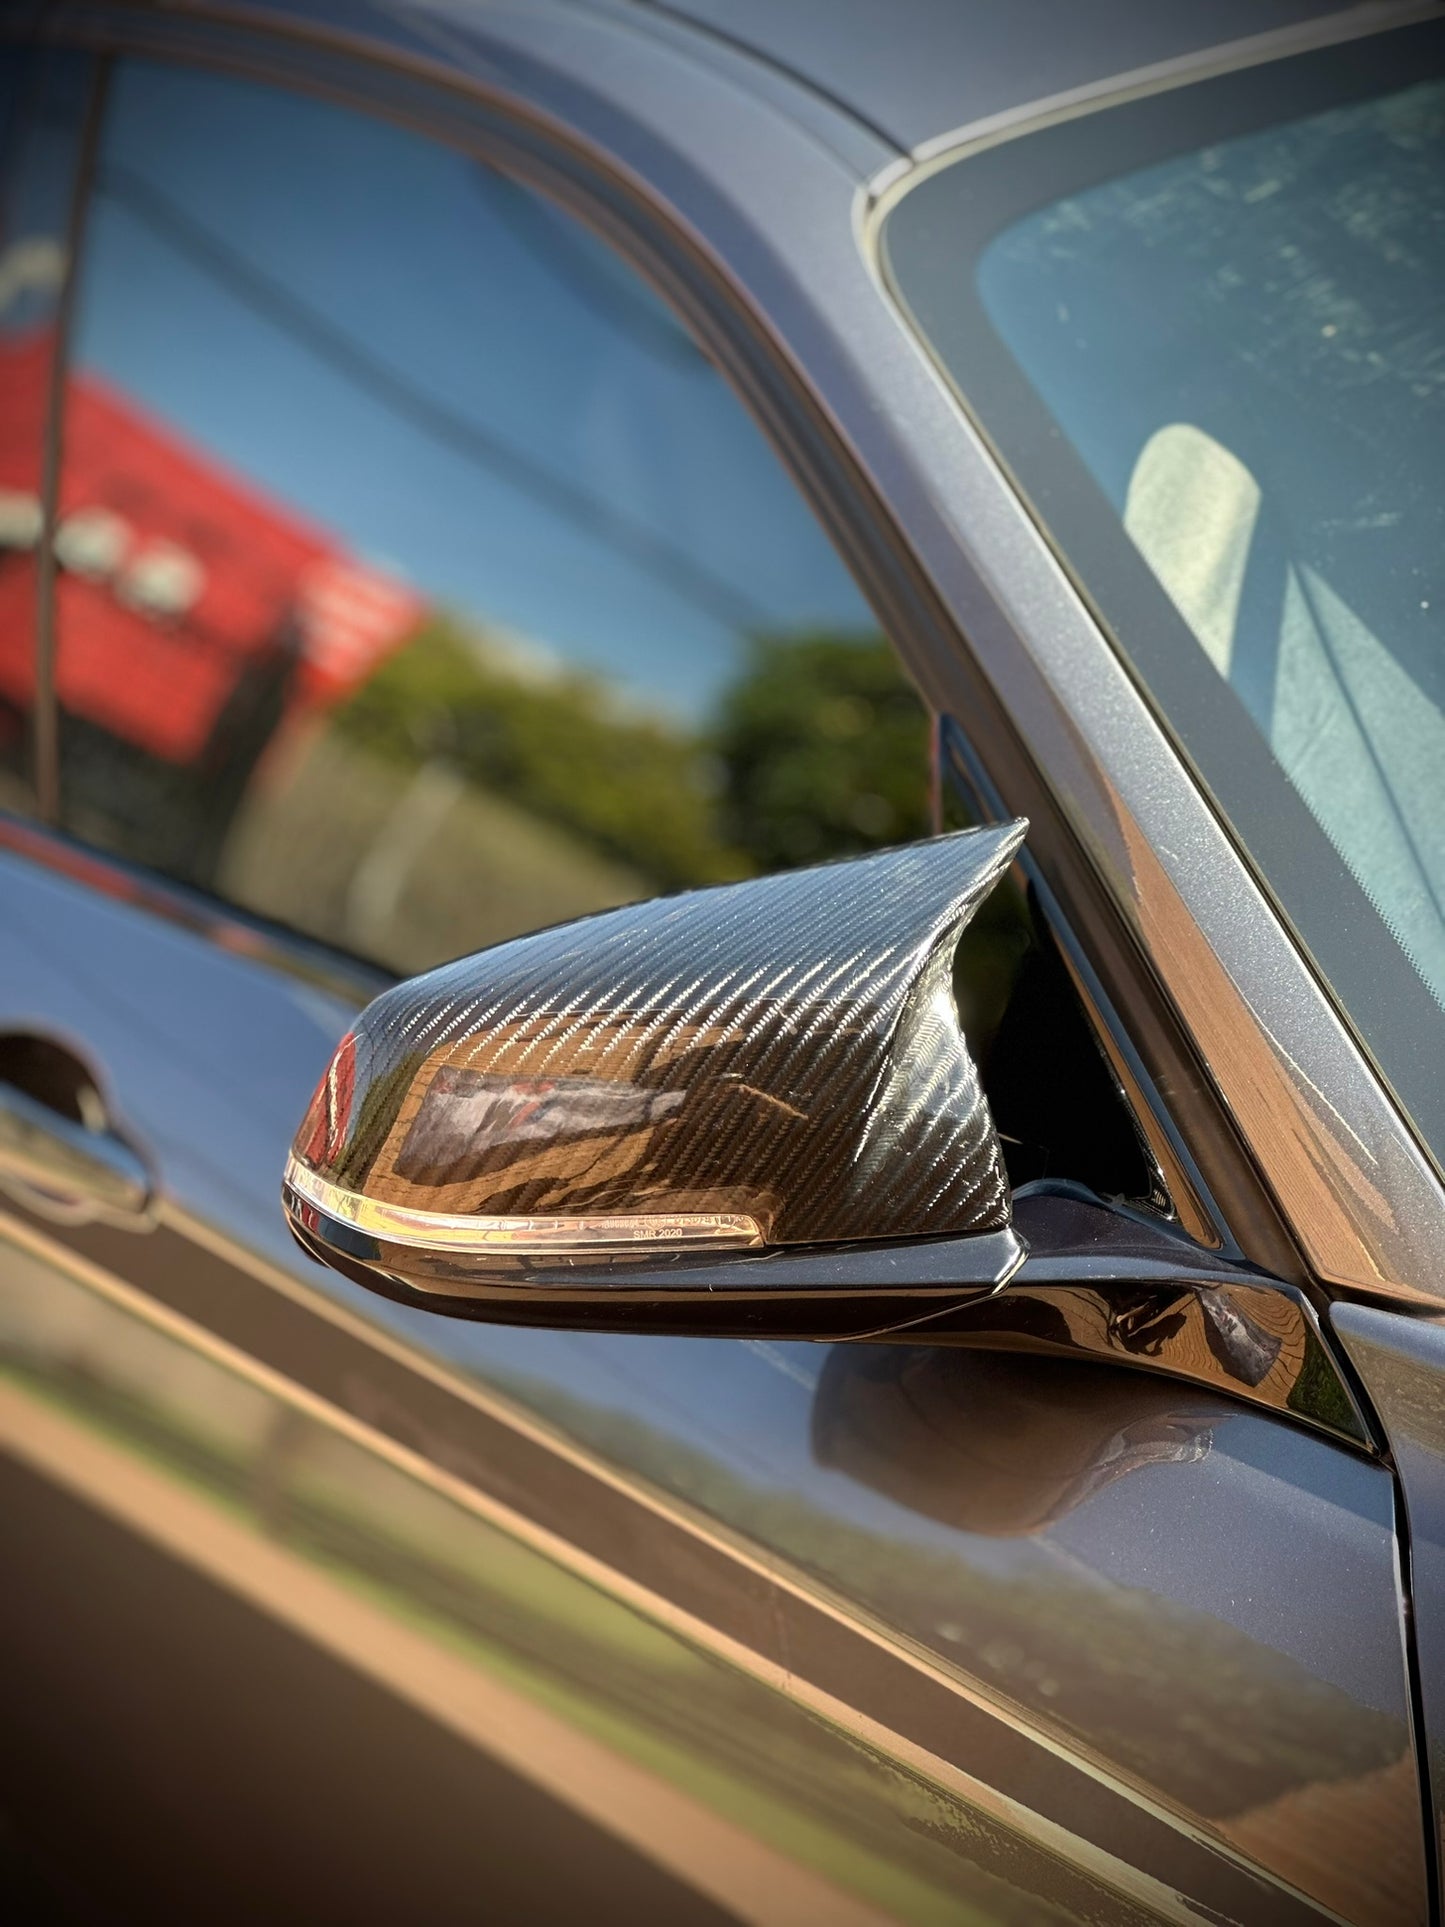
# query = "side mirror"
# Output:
<box><xmin>282</xmin><ymin>824</ymin><xmax>1029</xmax><ymax>1338</ymax></box>
<box><xmin>279</xmin><ymin>822</ymin><xmax>1372</xmax><ymax>1446</ymax></box>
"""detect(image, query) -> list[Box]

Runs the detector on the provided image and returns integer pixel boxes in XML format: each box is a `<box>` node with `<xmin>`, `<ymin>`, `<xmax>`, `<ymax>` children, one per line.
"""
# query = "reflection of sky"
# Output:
<box><xmin>70</xmin><ymin>62</ymin><xmax>871</xmax><ymax>720</ymax></box>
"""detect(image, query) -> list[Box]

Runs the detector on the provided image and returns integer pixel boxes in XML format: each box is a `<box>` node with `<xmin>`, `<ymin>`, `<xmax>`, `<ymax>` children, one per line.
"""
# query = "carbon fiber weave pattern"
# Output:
<box><xmin>291</xmin><ymin>822</ymin><xmax>1026</xmax><ymax>1246</ymax></box>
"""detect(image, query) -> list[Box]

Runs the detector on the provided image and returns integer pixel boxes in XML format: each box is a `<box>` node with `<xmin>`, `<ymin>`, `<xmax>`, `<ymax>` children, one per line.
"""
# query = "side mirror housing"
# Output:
<box><xmin>280</xmin><ymin>823</ymin><xmax>1373</xmax><ymax>1447</ymax></box>
<box><xmin>283</xmin><ymin>824</ymin><xmax>1028</xmax><ymax>1337</ymax></box>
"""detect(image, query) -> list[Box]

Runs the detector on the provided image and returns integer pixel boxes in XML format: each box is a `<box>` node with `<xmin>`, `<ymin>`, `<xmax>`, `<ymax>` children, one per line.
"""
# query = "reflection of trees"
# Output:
<box><xmin>0</xmin><ymin>1315</ymin><xmax>1094</xmax><ymax>1924</ymax></box>
<box><xmin>489</xmin><ymin>1368</ymin><xmax>1404</xmax><ymax>1826</ymax></box>
<box><xmin>331</xmin><ymin>620</ymin><xmax>932</xmax><ymax>898</ymax></box>
<box><xmin>335</xmin><ymin>616</ymin><xmax>743</xmax><ymax>892</ymax></box>
<box><xmin>715</xmin><ymin>634</ymin><xmax>931</xmax><ymax>871</ymax></box>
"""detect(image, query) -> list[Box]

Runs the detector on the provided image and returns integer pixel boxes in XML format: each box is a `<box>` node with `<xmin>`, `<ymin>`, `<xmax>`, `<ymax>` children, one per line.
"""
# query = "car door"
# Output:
<box><xmin>0</xmin><ymin>17</ymin><xmax>1429</xmax><ymax>1927</ymax></box>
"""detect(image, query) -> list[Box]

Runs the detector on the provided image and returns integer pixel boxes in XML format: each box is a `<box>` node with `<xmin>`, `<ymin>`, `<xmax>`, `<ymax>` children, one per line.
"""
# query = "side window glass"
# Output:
<box><xmin>55</xmin><ymin>61</ymin><xmax>929</xmax><ymax>973</ymax></box>
<box><xmin>0</xmin><ymin>45</ymin><xmax>94</xmax><ymax>811</ymax></box>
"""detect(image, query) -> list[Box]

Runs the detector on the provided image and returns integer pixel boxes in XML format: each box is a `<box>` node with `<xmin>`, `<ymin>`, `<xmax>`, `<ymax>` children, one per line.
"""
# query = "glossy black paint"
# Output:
<box><xmin>290</xmin><ymin>1074</ymin><xmax>1369</xmax><ymax>1445</ymax></box>
<box><xmin>924</xmin><ymin>1183</ymin><xmax>1373</xmax><ymax>1447</ymax></box>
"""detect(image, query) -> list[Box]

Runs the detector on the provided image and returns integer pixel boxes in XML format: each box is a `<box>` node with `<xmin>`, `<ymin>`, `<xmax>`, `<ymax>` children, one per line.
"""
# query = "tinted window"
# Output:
<box><xmin>0</xmin><ymin>45</ymin><xmax>94</xmax><ymax>811</ymax></box>
<box><xmin>883</xmin><ymin>19</ymin><xmax>1445</xmax><ymax>1169</ymax></box>
<box><xmin>52</xmin><ymin>62</ymin><xmax>927</xmax><ymax>974</ymax></box>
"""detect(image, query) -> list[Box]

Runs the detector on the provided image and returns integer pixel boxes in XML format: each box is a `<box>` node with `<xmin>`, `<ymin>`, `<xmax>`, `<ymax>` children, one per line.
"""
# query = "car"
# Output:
<box><xmin>1</xmin><ymin>1</ymin><xmax>1442</xmax><ymax>1920</ymax></box>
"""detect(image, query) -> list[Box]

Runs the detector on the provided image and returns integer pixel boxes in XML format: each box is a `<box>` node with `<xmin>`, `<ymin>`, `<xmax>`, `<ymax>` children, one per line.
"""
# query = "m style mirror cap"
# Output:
<box><xmin>284</xmin><ymin>822</ymin><xmax>1027</xmax><ymax>1332</ymax></box>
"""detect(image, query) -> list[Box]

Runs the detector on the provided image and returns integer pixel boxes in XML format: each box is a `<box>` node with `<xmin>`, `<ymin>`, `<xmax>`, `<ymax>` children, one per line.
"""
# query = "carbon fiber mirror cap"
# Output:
<box><xmin>283</xmin><ymin>822</ymin><xmax>1027</xmax><ymax>1331</ymax></box>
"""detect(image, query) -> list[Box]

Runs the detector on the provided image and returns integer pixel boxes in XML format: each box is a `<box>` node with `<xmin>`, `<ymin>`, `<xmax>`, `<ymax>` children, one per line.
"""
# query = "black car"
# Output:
<box><xmin>2</xmin><ymin>2</ymin><xmax>1443</xmax><ymax>1921</ymax></box>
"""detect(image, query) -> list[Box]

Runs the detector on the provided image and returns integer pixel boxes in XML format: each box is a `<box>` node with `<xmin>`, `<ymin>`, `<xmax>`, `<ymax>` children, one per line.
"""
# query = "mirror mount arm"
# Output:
<box><xmin>897</xmin><ymin>1182</ymin><xmax>1375</xmax><ymax>1451</ymax></box>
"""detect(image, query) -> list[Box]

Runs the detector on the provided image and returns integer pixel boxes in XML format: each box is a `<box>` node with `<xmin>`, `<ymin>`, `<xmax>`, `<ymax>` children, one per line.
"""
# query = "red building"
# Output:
<box><xmin>0</xmin><ymin>328</ymin><xmax>424</xmax><ymax>768</ymax></box>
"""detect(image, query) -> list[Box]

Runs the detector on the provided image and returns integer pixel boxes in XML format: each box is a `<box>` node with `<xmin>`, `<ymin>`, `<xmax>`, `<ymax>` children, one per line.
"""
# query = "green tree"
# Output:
<box><xmin>714</xmin><ymin>633</ymin><xmax>931</xmax><ymax>872</ymax></box>
<box><xmin>334</xmin><ymin>618</ymin><xmax>932</xmax><ymax>895</ymax></box>
<box><xmin>334</xmin><ymin>616</ymin><xmax>744</xmax><ymax>891</ymax></box>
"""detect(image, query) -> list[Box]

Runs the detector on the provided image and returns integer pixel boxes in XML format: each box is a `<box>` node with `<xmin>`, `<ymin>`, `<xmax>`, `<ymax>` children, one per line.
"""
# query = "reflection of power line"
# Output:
<box><xmin>470</xmin><ymin>166</ymin><xmax>704</xmax><ymax>371</ymax></box>
<box><xmin>95</xmin><ymin>164</ymin><xmax>771</xmax><ymax>636</ymax></box>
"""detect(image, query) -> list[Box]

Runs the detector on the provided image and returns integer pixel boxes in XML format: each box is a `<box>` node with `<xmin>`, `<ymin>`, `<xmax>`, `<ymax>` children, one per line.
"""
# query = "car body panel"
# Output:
<box><xmin>634</xmin><ymin>0</ymin><xmax>1364</xmax><ymax>152</ymax></box>
<box><xmin>0</xmin><ymin>4</ymin><xmax>1440</xmax><ymax>1920</ymax></box>
<box><xmin>0</xmin><ymin>833</ymin><xmax>1428</xmax><ymax>1921</ymax></box>
<box><xmin>1334</xmin><ymin>1306</ymin><xmax>1445</xmax><ymax>1899</ymax></box>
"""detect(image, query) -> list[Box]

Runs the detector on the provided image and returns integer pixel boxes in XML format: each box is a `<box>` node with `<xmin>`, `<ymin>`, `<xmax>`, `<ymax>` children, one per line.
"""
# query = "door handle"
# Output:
<box><xmin>0</xmin><ymin>1080</ymin><xmax>153</xmax><ymax>1228</ymax></box>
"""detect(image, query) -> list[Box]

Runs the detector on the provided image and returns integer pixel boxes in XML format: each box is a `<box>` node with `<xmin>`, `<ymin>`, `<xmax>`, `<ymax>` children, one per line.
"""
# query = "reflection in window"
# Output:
<box><xmin>1124</xmin><ymin>421</ymin><xmax>1445</xmax><ymax>1000</ymax></box>
<box><xmin>51</xmin><ymin>62</ymin><xmax>927</xmax><ymax>971</ymax></box>
<box><xmin>978</xmin><ymin>78</ymin><xmax>1445</xmax><ymax>1008</ymax></box>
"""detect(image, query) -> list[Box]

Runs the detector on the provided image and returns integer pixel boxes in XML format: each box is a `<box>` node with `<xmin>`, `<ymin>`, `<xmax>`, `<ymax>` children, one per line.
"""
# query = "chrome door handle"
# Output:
<box><xmin>0</xmin><ymin>1081</ymin><xmax>153</xmax><ymax>1227</ymax></box>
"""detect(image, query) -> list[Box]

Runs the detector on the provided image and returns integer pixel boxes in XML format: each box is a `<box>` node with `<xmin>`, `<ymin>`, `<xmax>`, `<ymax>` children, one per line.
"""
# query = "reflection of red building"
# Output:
<box><xmin>0</xmin><ymin>330</ymin><xmax>423</xmax><ymax>766</ymax></box>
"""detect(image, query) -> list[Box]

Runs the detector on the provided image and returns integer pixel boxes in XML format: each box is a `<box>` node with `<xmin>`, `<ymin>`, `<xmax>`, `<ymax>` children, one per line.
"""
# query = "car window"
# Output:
<box><xmin>44</xmin><ymin>59</ymin><xmax>928</xmax><ymax>975</ymax></box>
<box><xmin>882</xmin><ymin>18</ymin><xmax>1445</xmax><ymax>1171</ymax></box>
<box><xmin>0</xmin><ymin>45</ymin><xmax>94</xmax><ymax>815</ymax></box>
<box><xmin>977</xmin><ymin>81</ymin><xmax>1445</xmax><ymax>1005</ymax></box>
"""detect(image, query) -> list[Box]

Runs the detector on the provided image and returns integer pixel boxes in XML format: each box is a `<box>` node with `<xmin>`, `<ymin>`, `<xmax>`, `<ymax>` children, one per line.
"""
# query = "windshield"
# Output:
<box><xmin>882</xmin><ymin>18</ymin><xmax>1445</xmax><ymax>1172</ymax></box>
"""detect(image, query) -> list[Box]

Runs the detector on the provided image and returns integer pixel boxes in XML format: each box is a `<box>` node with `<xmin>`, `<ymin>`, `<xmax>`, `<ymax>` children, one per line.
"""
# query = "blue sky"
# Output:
<box><xmin>71</xmin><ymin>60</ymin><xmax>873</xmax><ymax>720</ymax></box>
